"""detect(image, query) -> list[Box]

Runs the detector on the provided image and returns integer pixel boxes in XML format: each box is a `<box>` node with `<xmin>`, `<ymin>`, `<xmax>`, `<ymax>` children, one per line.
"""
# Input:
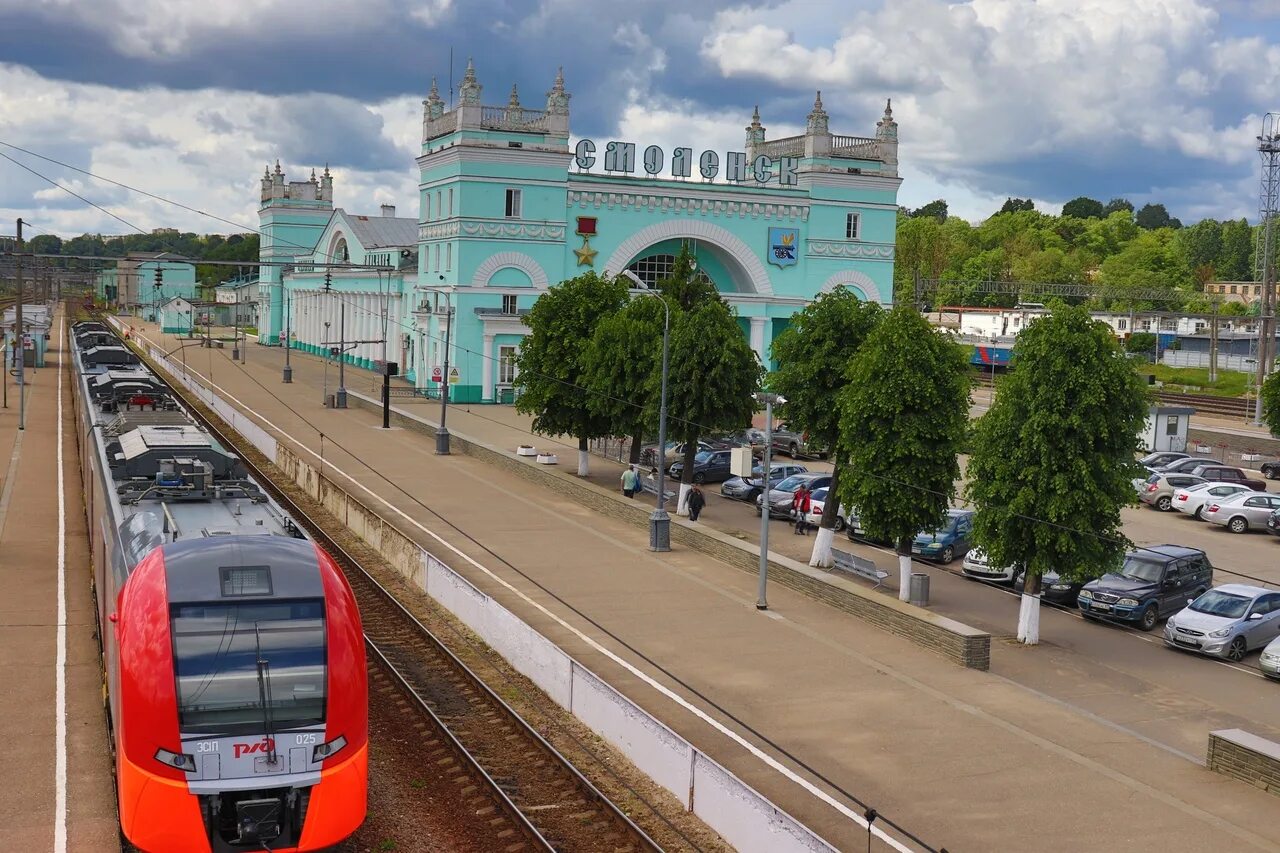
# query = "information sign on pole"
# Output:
<box><xmin>448</xmin><ymin>367</ymin><xmax>461</xmax><ymax>385</ymax></box>
<box><xmin>431</xmin><ymin>366</ymin><xmax>443</xmax><ymax>384</ymax></box>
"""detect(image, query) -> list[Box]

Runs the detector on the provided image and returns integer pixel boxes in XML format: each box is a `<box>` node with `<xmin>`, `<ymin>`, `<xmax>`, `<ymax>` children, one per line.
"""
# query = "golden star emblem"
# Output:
<box><xmin>574</xmin><ymin>237</ymin><xmax>597</xmax><ymax>267</ymax></box>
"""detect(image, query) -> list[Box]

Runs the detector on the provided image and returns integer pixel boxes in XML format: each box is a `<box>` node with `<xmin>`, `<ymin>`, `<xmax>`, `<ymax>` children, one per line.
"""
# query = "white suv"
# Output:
<box><xmin>960</xmin><ymin>547</ymin><xmax>1016</xmax><ymax>583</ymax></box>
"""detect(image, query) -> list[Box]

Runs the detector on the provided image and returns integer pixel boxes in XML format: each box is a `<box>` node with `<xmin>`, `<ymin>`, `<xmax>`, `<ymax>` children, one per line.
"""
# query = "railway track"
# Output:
<box><xmin>136</xmin><ymin>341</ymin><xmax>664</xmax><ymax>852</ymax></box>
<box><xmin>973</xmin><ymin>371</ymin><xmax>1256</xmax><ymax>420</ymax></box>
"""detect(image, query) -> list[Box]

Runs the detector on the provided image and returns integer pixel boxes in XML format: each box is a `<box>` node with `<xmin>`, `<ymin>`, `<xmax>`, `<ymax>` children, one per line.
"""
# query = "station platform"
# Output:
<box><xmin>0</xmin><ymin>306</ymin><xmax>117</xmax><ymax>851</ymax></box>
<box><xmin>125</xmin><ymin>320</ymin><xmax>1280</xmax><ymax>853</ymax></box>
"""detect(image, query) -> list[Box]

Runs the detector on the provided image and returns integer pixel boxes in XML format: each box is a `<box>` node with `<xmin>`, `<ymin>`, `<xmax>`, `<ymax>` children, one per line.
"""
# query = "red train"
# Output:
<box><xmin>71</xmin><ymin>320</ymin><xmax>367</xmax><ymax>851</ymax></box>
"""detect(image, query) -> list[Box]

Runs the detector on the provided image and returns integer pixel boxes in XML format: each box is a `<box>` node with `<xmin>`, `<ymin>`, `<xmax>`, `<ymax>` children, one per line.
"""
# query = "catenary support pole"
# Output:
<box><xmin>15</xmin><ymin>217</ymin><xmax>25</xmax><ymax>431</ymax></box>
<box><xmin>757</xmin><ymin>397</ymin><xmax>774</xmax><ymax>609</ymax></box>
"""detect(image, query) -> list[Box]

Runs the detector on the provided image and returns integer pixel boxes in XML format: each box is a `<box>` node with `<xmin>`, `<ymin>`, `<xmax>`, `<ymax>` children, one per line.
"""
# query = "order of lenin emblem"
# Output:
<box><xmin>768</xmin><ymin>227</ymin><xmax>799</xmax><ymax>268</ymax></box>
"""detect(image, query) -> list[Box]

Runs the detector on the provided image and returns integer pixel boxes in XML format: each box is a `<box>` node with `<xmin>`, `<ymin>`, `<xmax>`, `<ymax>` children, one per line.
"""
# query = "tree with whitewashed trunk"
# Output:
<box><xmin>836</xmin><ymin>306</ymin><xmax>970</xmax><ymax>601</ymax></box>
<box><xmin>584</xmin><ymin>295</ymin><xmax>665</xmax><ymax>465</ymax></box>
<box><xmin>967</xmin><ymin>305</ymin><xmax>1148</xmax><ymax>644</ymax></box>
<box><xmin>662</xmin><ymin>298</ymin><xmax>761</xmax><ymax>515</ymax></box>
<box><xmin>768</xmin><ymin>288</ymin><xmax>883</xmax><ymax>567</ymax></box>
<box><xmin>514</xmin><ymin>271</ymin><xmax>630</xmax><ymax>475</ymax></box>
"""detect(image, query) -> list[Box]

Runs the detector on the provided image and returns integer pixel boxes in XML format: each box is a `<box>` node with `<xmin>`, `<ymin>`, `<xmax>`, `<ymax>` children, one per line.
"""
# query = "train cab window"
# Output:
<box><xmin>171</xmin><ymin>600</ymin><xmax>327</xmax><ymax>734</ymax></box>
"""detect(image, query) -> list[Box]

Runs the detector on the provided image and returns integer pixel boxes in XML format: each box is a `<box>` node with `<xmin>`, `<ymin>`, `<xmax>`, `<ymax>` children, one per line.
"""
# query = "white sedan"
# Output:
<box><xmin>805</xmin><ymin>487</ymin><xmax>846</xmax><ymax>531</ymax></box>
<box><xmin>1172</xmin><ymin>482</ymin><xmax>1252</xmax><ymax>521</ymax></box>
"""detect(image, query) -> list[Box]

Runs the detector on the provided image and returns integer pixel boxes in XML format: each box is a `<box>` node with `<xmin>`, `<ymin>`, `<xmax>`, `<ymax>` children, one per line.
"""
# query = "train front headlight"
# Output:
<box><xmin>312</xmin><ymin>734</ymin><xmax>348</xmax><ymax>762</ymax></box>
<box><xmin>154</xmin><ymin>747</ymin><xmax>196</xmax><ymax>773</ymax></box>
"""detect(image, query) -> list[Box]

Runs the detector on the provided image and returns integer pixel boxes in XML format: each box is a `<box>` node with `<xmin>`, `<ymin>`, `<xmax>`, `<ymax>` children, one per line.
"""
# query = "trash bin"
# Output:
<box><xmin>324</xmin><ymin>393</ymin><xmax>335</xmax><ymax>408</ymax></box>
<box><xmin>909</xmin><ymin>572</ymin><xmax>930</xmax><ymax>607</ymax></box>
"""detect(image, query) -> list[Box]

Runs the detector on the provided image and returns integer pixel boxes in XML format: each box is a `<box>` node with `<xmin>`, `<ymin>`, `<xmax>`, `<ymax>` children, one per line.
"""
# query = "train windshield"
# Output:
<box><xmin>171</xmin><ymin>600</ymin><xmax>327</xmax><ymax>734</ymax></box>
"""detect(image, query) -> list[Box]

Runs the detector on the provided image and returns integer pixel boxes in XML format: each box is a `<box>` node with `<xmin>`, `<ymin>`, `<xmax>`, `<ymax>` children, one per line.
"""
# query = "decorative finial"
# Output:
<box><xmin>323</xmin><ymin>163</ymin><xmax>331</xmax><ymax>178</ymax></box>
<box><xmin>264</xmin><ymin>165</ymin><xmax>270</xmax><ymax>178</ymax></box>
<box><xmin>884</xmin><ymin>98</ymin><xmax>893</xmax><ymax>118</ymax></box>
<box><xmin>274</xmin><ymin>158</ymin><xmax>282</xmax><ymax>175</ymax></box>
<box><xmin>746</xmin><ymin>105</ymin><xmax>766</xmax><ymax>147</ymax></box>
<box><xmin>425</xmin><ymin>76</ymin><xmax>445</xmax><ymax>119</ymax></box>
<box><xmin>430</xmin><ymin>76</ymin><xmax>440</xmax><ymax>99</ymax></box>
<box><xmin>546</xmin><ymin>66</ymin><xmax>570</xmax><ymax>115</ymax></box>
<box><xmin>508</xmin><ymin>83</ymin><xmax>521</xmax><ymax>109</ymax></box>
<box><xmin>806</xmin><ymin>91</ymin><xmax>829</xmax><ymax>135</ymax></box>
<box><xmin>815</xmin><ymin>90</ymin><xmax>824</xmax><ymax>110</ymax></box>
<box><xmin>876</xmin><ymin>97</ymin><xmax>898</xmax><ymax>142</ymax></box>
<box><xmin>459</xmin><ymin>57</ymin><xmax>482</xmax><ymax>106</ymax></box>
<box><xmin>310</xmin><ymin>167</ymin><xmax>317</xmax><ymax>181</ymax></box>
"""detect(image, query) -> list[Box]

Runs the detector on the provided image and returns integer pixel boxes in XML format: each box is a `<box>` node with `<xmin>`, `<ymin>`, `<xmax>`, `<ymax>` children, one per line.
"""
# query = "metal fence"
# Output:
<box><xmin>1161</xmin><ymin>350</ymin><xmax>1259</xmax><ymax>372</ymax></box>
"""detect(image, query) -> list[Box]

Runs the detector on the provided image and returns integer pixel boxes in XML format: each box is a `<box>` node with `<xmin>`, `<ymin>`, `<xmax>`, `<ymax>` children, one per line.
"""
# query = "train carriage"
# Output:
<box><xmin>70</xmin><ymin>320</ymin><xmax>367</xmax><ymax>852</ymax></box>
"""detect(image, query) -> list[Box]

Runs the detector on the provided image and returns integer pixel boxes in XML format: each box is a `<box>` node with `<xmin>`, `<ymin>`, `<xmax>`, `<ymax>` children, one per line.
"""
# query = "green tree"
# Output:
<box><xmin>1219</xmin><ymin>218</ymin><xmax>1254</xmax><ymax>281</ymax></box>
<box><xmin>1104</xmin><ymin>198</ymin><xmax>1135</xmax><ymax>215</ymax></box>
<box><xmin>1262</xmin><ymin>370</ymin><xmax>1280</xmax><ymax>437</ymax></box>
<box><xmin>583</xmin><ymin>294</ymin><xmax>666</xmax><ymax>464</ymax></box>
<box><xmin>663</xmin><ymin>298</ymin><xmax>761</xmax><ymax>513</ymax></box>
<box><xmin>514</xmin><ymin>271</ymin><xmax>630</xmax><ymax>475</ymax></box>
<box><xmin>1061</xmin><ymin>196</ymin><xmax>1105</xmax><ymax>219</ymax></box>
<box><xmin>836</xmin><ymin>307</ymin><xmax>971</xmax><ymax>600</ymax></box>
<box><xmin>998</xmin><ymin>197</ymin><xmax>1035</xmax><ymax>214</ymax></box>
<box><xmin>1136</xmin><ymin>203</ymin><xmax>1181</xmax><ymax>230</ymax></box>
<box><xmin>27</xmin><ymin>234</ymin><xmax>63</xmax><ymax>254</ymax></box>
<box><xmin>967</xmin><ymin>305</ymin><xmax>1148</xmax><ymax>644</ymax></box>
<box><xmin>1176</xmin><ymin>219</ymin><xmax>1222</xmax><ymax>274</ymax></box>
<box><xmin>911</xmin><ymin>199</ymin><xmax>949</xmax><ymax>221</ymax></box>
<box><xmin>1124</xmin><ymin>331</ymin><xmax>1158</xmax><ymax>355</ymax></box>
<box><xmin>769</xmin><ymin>289</ymin><xmax>883</xmax><ymax>565</ymax></box>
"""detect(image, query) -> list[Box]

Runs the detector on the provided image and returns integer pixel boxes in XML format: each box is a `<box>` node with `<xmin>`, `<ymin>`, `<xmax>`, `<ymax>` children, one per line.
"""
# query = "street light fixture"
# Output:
<box><xmin>753</xmin><ymin>391</ymin><xmax>786</xmax><ymax>610</ymax></box>
<box><xmin>623</xmin><ymin>269</ymin><xmax>673</xmax><ymax>552</ymax></box>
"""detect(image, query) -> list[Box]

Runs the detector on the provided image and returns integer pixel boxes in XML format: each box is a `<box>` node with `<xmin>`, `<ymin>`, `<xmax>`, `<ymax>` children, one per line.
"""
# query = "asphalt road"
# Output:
<box><xmin>695</xmin><ymin>456</ymin><xmax>1280</xmax><ymax>764</ymax></box>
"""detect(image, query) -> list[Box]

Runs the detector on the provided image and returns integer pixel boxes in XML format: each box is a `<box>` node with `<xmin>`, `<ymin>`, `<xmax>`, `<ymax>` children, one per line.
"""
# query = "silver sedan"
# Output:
<box><xmin>1164</xmin><ymin>585</ymin><xmax>1280</xmax><ymax>662</ymax></box>
<box><xmin>1201</xmin><ymin>491</ymin><xmax>1280</xmax><ymax>533</ymax></box>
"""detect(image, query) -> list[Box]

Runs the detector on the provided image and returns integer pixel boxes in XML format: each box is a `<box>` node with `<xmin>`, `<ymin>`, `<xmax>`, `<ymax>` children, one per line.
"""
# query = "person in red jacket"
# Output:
<box><xmin>792</xmin><ymin>484</ymin><xmax>812</xmax><ymax>535</ymax></box>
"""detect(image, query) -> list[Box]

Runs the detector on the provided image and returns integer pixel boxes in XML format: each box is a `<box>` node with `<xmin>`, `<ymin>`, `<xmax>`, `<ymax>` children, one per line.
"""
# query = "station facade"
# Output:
<box><xmin>259</xmin><ymin>63</ymin><xmax>901</xmax><ymax>403</ymax></box>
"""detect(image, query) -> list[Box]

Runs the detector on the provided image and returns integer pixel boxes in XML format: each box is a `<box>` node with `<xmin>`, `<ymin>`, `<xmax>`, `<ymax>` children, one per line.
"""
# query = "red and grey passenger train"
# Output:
<box><xmin>70</xmin><ymin>320</ymin><xmax>367</xmax><ymax>851</ymax></box>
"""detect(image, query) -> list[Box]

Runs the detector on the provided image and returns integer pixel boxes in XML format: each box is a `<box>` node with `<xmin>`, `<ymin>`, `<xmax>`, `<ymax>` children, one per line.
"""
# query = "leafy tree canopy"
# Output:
<box><xmin>662</xmin><ymin>298</ymin><xmax>761</xmax><ymax>448</ymax></box>
<box><xmin>1136</xmin><ymin>202</ymin><xmax>1182</xmax><ymax>230</ymax></box>
<box><xmin>769</xmin><ymin>288</ymin><xmax>883</xmax><ymax>449</ymax></box>
<box><xmin>514</xmin><ymin>271</ymin><xmax>629</xmax><ymax>443</ymax></box>
<box><xmin>1062</xmin><ymin>196</ymin><xmax>1105</xmax><ymax>220</ymax></box>
<box><xmin>583</xmin><ymin>294</ymin><xmax>666</xmax><ymax>452</ymax></box>
<box><xmin>911</xmin><ymin>199</ymin><xmax>949</xmax><ymax>221</ymax></box>
<box><xmin>836</xmin><ymin>306</ymin><xmax>971</xmax><ymax>547</ymax></box>
<box><xmin>966</xmin><ymin>305</ymin><xmax>1149</xmax><ymax>584</ymax></box>
<box><xmin>1104</xmin><ymin>198</ymin><xmax>1135</xmax><ymax>215</ymax></box>
<box><xmin>998</xmin><ymin>197</ymin><xmax>1036</xmax><ymax>214</ymax></box>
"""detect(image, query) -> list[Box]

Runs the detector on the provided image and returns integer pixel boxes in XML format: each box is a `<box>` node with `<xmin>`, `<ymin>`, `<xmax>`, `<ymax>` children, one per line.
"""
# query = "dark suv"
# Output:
<box><xmin>1078</xmin><ymin>545</ymin><xmax>1214</xmax><ymax>631</ymax></box>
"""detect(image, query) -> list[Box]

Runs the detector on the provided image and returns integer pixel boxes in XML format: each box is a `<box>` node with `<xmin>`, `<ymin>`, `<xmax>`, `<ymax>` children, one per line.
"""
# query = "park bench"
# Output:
<box><xmin>831</xmin><ymin>548</ymin><xmax>889</xmax><ymax>590</ymax></box>
<box><xmin>636</xmin><ymin>474</ymin><xmax>677</xmax><ymax>503</ymax></box>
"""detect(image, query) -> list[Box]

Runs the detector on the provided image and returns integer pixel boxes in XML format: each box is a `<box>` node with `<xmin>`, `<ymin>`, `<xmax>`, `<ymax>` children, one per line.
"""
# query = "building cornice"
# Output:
<box><xmin>416</xmin><ymin>144</ymin><xmax>574</xmax><ymax>172</ymax></box>
<box><xmin>806</xmin><ymin>239</ymin><xmax>896</xmax><ymax>261</ymax></box>
<box><xmin>567</xmin><ymin>187</ymin><xmax>809</xmax><ymax>223</ymax></box>
<box><xmin>419</xmin><ymin>217</ymin><xmax>566</xmax><ymax>243</ymax></box>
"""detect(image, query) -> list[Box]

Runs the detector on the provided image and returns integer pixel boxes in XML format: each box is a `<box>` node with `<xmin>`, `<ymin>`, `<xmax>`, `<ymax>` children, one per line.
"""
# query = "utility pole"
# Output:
<box><xmin>1208</xmin><ymin>302</ymin><xmax>1219</xmax><ymax>383</ymax></box>
<box><xmin>1254</xmin><ymin>115</ymin><xmax>1280</xmax><ymax>424</ymax></box>
<box><xmin>15</xmin><ymin>218</ymin><xmax>24</xmax><ymax>431</ymax></box>
<box><xmin>336</xmin><ymin>300</ymin><xmax>347</xmax><ymax>408</ymax></box>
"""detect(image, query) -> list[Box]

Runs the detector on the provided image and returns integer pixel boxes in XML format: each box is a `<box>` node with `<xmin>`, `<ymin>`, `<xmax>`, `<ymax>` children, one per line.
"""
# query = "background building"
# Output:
<box><xmin>261</xmin><ymin>63</ymin><xmax>902</xmax><ymax>402</ymax></box>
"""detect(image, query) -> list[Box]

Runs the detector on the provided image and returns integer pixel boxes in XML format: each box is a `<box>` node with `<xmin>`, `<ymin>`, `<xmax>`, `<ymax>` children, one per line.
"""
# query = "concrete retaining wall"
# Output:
<box><xmin>349</xmin><ymin>391</ymin><xmax>991</xmax><ymax>670</ymax></box>
<box><xmin>1208</xmin><ymin>729</ymin><xmax>1280</xmax><ymax>797</ymax></box>
<box><xmin>127</xmin><ymin>346</ymin><xmax>846</xmax><ymax>853</ymax></box>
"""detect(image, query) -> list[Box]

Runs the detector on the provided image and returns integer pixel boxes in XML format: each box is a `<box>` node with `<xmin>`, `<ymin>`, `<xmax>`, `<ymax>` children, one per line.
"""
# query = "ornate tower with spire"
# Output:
<box><xmin>804</xmin><ymin>91</ymin><xmax>832</xmax><ymax>158</ymax></box>
<box><xmin>257</xmin><ymin>161</ymin><xmax>335</xmax><ymax>344</ymax></box>
<box><xmin>745</xmin><ymin>105</ymin><xmax>766</xmax><ymax>161</ymax></box>
<box><xmin>875</xmin><ymin>99</ymin><xmax>899</xmax><ymax>177</ymax></box>
<box><xmin>458</xmin><ymin>57</ymin><xmax>482</xmax><ymax>105</ymax></box>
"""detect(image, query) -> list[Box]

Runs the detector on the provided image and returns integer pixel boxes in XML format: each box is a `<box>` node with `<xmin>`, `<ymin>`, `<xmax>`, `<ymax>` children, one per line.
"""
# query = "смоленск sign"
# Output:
<box><xmin>574</xmin><ymin>139</ymin><xmax>800</xmax><ymax>186</ymax></box>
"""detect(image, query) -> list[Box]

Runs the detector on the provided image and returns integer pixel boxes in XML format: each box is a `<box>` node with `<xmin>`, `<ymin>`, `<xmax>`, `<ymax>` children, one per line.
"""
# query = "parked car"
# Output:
<box><xmin>1261</xmin><ymin>460</ymin><xmax>1280</xmax><ymax>481</ymax></box>
<box><xmin>1013</xmin><ymin>568</ymin><xmax>1084</xmax><ymax>606</ymax></box>
<box><xmin>1164</xmin><ymin>585</ymin><xmax>1280</xmax><ymax>662</ymax></box>
<box><xmin>1156</xmin><ymin>456</ymin><xmax>1223</xmax><ymax>475</ymax></box>
<box><xmin>720</xmin><ymin>463</ymin><xmax>808</xmax><ymax>501</ymax></box>
<box><xmin>650</xmin><ymin>439</ymin><xmax>718</xmax><ymax>469</ymax></box>
<box><xmin>1139</xmin><ymin>450</ymin><xmax>1190</xmax><ymax>470</ymax></box>
<box><xmin>1137</xmin><ymin>472</ymin><xmax>1207</xmax><ymax>511</ymax></box>
<box><xmin>844</xmin><ymin>507</ymin><xmax>889</xmax><ymax>543</ymax></box>
<box><xmin>669</xmin><ymin>449</ymin><xmax>736</xmax><ymax>484</ymax></box>
<box><xmin>1261</xmin><ymin>634</ymin><xmax>1280</xmax><ymax>678</ymax></box>
<box><xmin>1202</xmin><ymin>491</ymin><xmax>1280</xmax><ymax>533</ymax></box>
<box><xmin>1173</xmin><ymin>482</ymin><xmax>1252</xmax><ymax>520</ymax></box>
<box><xmin>961</xmin><ymin>547</ymin><xmax>1016</xmax><ymax>583</ymax></box>
<box><xmin>804</xmin><ymin>486</ymin><xmax>847</xmax><ymax>531</ymax></box>
<box><xmin>1182</xmin><ymin>463</ymin><xmax>1266</xmax><ymax>491</ymax></box>
<box><xmin>910</xmin><ymin>509</ymin><xmax>974</xmax><ymax>564</ymax></box>
<box><xmin>1266</xmin><ymin>508</ymin><xmax>1280</xmax><ymax>537</ymax></box>
<box><xmin>756</xmin><ymin>473</ymin><xmax>832</xmax><ymax>518</ymax></box>
<box><xmin>1078</xmin><ymin>545</ymin><xmax>1214</xmax><ymax>630</ymax></box>
<box><xmin>770</xmin><ymin>423</ymin><xmax>827</xmax><ymax>459</ymax></box>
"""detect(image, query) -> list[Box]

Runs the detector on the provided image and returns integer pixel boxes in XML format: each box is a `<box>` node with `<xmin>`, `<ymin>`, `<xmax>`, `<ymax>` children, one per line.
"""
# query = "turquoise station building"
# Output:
<box><xmin>258</xmin><ymin>62</ymin><xmax>901</xmax><ymax>403</ymax></box>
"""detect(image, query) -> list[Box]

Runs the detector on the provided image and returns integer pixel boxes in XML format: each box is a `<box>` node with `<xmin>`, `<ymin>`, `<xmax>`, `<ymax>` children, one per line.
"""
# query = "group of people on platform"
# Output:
<box><xmin>619</xmin><ymin>463</ymin><xmax>817</xmax><ymax>532</ymax></box>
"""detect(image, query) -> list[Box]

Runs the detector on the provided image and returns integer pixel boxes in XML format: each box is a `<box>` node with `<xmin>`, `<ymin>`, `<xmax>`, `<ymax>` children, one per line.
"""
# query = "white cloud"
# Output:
<box><xmin>0</xmin><ymin>64</ymin><xmax>420</xmax><ymax>238</ymax></box>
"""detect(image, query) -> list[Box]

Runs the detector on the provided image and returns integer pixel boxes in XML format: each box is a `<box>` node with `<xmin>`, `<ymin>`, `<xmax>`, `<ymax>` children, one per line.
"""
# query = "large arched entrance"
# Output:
<box><xmin>604</xmin><ymin>220</ymin><xmax>774</xmax><ymax>296</ymax></box>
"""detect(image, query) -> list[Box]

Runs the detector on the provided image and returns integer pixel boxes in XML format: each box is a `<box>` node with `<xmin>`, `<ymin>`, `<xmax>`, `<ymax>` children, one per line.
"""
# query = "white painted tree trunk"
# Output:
<box><xmin>676</xmin><ymin>482</ymin><xmax>692</xmax><ymax>516</ymax></box>
<box><xmin>898</xmin><ymin>553</ymin><xmax>912</xmax><ymax>602</ymax></box>
<box><xmin>809</xmin><ymin>526</ymin><xmax>835</xmax><ymax>567</ymax></box>
<box><xmin>1017</xmin><ymin>593</ymin><xmax>1041</xmax><ymax>645</ymax></box>
<box><xmin>577</xmin><ymin>449</ymin><xmax>589</xmax><ymax>477</ymax></box>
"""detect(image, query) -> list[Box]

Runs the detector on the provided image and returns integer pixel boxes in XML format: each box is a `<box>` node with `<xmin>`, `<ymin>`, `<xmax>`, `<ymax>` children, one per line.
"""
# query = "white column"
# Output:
<box><xmin>749</xmin><ymin>316</ymin><xmax>767</xmax><ymax>364</ymax></box>
<box><xmin>482</xmin><ymin>333</ymin><xmax>495</xmax><ymax>401</ymax></box>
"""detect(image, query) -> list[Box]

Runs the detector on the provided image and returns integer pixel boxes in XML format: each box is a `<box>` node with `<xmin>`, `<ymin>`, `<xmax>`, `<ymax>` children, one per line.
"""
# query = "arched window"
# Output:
<box><xmin>625</xmin><ymin>254</ymin><xmax>712</xmax><ymax>288</ymax></box>
<box><xmin>328</xmin><ymin>233</ymin><xmax>349</xmax><ymax>263</ymax></box>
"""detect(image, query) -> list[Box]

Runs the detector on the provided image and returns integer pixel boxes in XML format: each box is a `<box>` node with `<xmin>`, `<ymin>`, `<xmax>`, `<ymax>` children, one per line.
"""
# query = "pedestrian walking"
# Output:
<box><xmin>687</xmin><ymin>484</ymin><xmax>706</xmax><ymax>522</ymax></box>
<box><xmin>621</xmin><ymin>465</ymin><xmax>638</xmax><ymax>498</ymax></box>
<box><xmin>793</xmin><ymin>484</ymin><xmax>812</xmax><ymax>535</ymax></box>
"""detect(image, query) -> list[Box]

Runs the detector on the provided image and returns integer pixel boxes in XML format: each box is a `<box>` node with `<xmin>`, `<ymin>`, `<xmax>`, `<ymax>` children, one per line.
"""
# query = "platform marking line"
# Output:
<box><xmin>54</xmin><ymin>315</ymin><xmax>67</xmax><ymax>853</ymax></box>
<box><xmin>130</xmin><ymin>329</ymin><xmax>911</xmax><ymax>853</ymax></box>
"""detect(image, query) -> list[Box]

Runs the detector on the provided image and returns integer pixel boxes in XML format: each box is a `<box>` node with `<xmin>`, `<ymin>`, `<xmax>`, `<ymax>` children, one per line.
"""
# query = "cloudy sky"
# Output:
<box><xmin>2</xmin><ymin>0</ymin><xmax>1279</xmax><ymax>239</ymax></box>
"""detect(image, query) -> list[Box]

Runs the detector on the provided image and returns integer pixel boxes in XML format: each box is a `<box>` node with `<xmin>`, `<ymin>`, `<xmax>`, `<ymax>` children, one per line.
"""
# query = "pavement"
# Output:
<box><xmin>122</xmin><ymin>318</ymin><xmax>1280</xmax><ymax>853</ymax></box>
<box><xmin>0</xmin><ymin>306</ymin><xmax>118</xmax><ymax>851</ymax></box>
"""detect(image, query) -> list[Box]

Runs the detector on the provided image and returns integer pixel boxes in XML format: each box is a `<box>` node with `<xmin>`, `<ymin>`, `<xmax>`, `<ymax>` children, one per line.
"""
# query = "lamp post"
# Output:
<box><xmin>627</xmin><ymin>273</ymin><xmax>672</xmax><ymax>551</ymax></box>
<box><xmin>335</xmin><ymin>300</ymin><xmax>347</xmax><ymax>408</ymax></box>
<box><xmin>283</xmin><ymin>288</ymin><xmax>293</xmax><ymax>383</ymax></box>
<box><xmin>753</xmin><ymin>391</ymin><xmax>786</xmax><ymax>609</ymax></box>
<box><xmin>425</xmin><ymin>288</ymin><xmax>454</xmax><ymax>455</ymax></box>
<box><xmin>323</xmin><ymin>320</ymin><xmax>331</xmax><ymax>405</ymax></box>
